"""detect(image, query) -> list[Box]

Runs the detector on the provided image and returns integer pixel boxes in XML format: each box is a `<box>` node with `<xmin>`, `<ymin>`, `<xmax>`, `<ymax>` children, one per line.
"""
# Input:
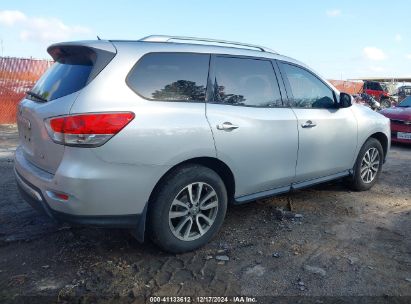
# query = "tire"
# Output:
<box><xmin>349</xmin><ymin>138</ymin><xmax>384</xmax><ymax>191</ymax></box>
<box><xmin>148</xmin><ymin>164</ymin><xmax>227</xmax><ymax>253</ymax></box>
<box><xmin>380</xmin><ymin>98</ymin><xmax>391</xmax><ymax>109</ymax></box>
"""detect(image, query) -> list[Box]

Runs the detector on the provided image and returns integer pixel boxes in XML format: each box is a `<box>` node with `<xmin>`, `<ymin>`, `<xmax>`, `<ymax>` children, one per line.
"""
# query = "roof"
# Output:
<box><xmin>48</xmin><ymin>37</ymin><xmax>333</xmax><ymax>87</ymax></box>
<box><xmin>112</xmin><ymin>39</ymin><xmax>298</xmax><ymax>62</ymax></box>
<box><xmin>139</xmin><ymin>35</ymin><xmax>278</xmax><ymax>54</ymax></box>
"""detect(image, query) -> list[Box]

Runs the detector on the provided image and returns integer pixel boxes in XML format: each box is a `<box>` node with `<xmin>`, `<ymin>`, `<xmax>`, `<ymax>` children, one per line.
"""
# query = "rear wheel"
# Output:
<box><xmin>148</xmin><ymin>165</ymin><xmax>227</xmax><ymax>253</ymax></box>
<box><xmin>349</xmin><ymin>138</ymin><xmax>384</xmax><ymax>191</ymax></box>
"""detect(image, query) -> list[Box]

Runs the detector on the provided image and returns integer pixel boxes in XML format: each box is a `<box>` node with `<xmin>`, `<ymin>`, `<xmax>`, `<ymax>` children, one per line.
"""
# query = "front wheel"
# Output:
<box><xmin>349</xmin><ymin>138</ymin><xmax>384</xmax><ymax>191</ymax></box>
<box><xmin>148</xmin><ymin>165</ymin><xmax>227</xmax><ymax>253</ymax></box>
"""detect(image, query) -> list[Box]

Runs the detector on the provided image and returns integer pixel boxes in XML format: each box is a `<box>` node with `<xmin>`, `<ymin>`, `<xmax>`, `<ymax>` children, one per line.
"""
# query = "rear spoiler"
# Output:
<box><xmin>47</xmin><ymin>40</ymin><xmax>117</xmax><ymax>84</ymax></box>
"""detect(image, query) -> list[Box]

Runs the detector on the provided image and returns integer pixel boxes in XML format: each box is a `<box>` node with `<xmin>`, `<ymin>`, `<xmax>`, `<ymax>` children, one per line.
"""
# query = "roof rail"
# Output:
<box><xmin>139</xmin><ymin>35</ymin><xmax>277</xmax><ymax>54</ymax></box>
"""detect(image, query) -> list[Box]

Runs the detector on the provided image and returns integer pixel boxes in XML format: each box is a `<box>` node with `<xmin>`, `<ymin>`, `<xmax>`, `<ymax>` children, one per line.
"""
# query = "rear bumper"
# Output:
<box><xmin>15</xmin><ymin>168</ymin><xmax>146</xmax><ymax>236</ymax></box>
<box><xmin>13</xmin><ymin>145</ymin><xmax>170</xmax><ymax>241</ymax></box>
<box><xmin>14</xmin><ymin>146</ymin><xmax>168</xmax><ymax>216</ymax></box>
<box><xmin>15</xmin><ymin>168</ymin><xmax>147</xmax><ymax>241</ymax></box>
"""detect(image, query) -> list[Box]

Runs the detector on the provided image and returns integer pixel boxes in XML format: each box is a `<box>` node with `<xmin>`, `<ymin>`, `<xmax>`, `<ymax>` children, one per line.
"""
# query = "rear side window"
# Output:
<box><xmin>127</xmin><ymin>53</ymin><xmax>210</xmax><ymax>102</ymax></box>
<box><xmin>213</xmin><ymin>56</ymin><xmax>282</xmax><ymax>107</ymax></box>
<box><xmin>29</xmin><ymin>46</ymin><xmax>98</xmax><ymax>102</ymax></box>
<box><xmin>280</xmin><ymin>63</ymin><xmax>335</xmax><ymax>109</ymax></box>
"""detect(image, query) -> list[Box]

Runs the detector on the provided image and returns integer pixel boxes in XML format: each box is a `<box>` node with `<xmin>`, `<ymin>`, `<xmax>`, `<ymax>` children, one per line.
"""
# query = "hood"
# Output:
<box><xmin>379</xmin><ymin>106</ymin><xmax>411</xmax><ymax>121</ymax></box>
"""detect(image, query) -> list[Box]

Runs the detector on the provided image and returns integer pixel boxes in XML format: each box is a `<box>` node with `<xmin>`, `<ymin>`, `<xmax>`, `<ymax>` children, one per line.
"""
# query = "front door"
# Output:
<box><xmin>278</xmin><ymin>62</ymin><xmax>357</xmax><ymax>182</ymax></box>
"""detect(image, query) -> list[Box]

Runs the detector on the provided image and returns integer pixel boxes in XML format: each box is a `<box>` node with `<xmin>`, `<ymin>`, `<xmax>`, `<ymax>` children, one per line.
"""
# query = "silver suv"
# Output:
<box><xmin>15</xmin><ymin>36</ymin><xmax>390</xmax><ymax>253</ymax></box>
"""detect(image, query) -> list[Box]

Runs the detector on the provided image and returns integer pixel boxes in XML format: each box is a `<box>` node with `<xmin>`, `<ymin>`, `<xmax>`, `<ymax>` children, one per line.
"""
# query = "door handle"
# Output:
<box><xmin>301</xmin><ymin>120</ymin><xmax>317</xmax><ymax>128</ymax></box>
<box><xmin>216</xmin><ymin>122</ymin><xmax>239</xmax><ymax>131</ymax></box>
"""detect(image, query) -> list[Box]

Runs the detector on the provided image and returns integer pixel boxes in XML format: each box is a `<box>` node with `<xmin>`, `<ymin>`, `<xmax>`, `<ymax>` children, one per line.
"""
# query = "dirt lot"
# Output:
<box><xmin>0</xmin><ymin>124</ymin><xmax>410</xmax><ymax>303</ymax></box>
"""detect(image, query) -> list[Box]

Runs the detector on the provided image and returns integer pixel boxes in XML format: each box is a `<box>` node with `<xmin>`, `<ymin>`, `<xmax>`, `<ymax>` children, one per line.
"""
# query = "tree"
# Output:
<box><xmin>152</xmin><ymin>80</ymin><xmax>206</xmax><ymax>101</ymax></box>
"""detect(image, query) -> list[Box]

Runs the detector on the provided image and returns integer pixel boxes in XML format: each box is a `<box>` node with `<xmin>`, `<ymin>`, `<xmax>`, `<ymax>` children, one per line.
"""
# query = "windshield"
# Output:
<box><xmin>398</xmin><ymin>96</ymin><xmax>411</xmax><ymax>107</ymax></box>
<box><xmin>400</xmin><ymin>87</ymin><xmax>411</xmax><ymax>95</ymax></box>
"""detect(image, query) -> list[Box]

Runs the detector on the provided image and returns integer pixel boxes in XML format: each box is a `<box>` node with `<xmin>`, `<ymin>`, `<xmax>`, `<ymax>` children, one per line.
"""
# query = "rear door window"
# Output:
<box><xmin>127</xmin><ymin>53</ymin><xmax>210</xmax><ymax>102</ymax></box>
<box><xmin>212</xmin><ymin>56</ymin><xmax>282</xmax><ymax>107</ymax></box>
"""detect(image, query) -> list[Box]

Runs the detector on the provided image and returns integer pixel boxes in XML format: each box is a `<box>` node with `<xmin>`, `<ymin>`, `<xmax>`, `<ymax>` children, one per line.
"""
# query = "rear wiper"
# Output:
<box><xmin>26</xmin><ymin>91</ymin><xmax>47</xmax><ymax>102</ymax></box>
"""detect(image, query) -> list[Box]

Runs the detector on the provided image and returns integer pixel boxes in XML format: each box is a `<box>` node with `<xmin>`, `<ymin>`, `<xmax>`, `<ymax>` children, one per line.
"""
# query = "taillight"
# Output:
<box><xmin>45</xmin><ymin>112</ymin><xmax>135</xmax><ymax>147</ymax></box>
<box><xmin>55</xmin><ymin>193</ymin><xmax>69</xmax><ymax>200</ymax></box>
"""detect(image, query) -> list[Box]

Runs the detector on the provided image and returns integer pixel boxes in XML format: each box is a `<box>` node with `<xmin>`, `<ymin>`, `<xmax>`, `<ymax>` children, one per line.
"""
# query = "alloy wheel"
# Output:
<box><xmin>360</xmin><ymin>147</ymin><xmax>380</xmax><ymax>183</ymax></box>
<box><xmin>168</xmin><ymin>182</ymin><xmax>219</xmax><ymax>241</ymax></box>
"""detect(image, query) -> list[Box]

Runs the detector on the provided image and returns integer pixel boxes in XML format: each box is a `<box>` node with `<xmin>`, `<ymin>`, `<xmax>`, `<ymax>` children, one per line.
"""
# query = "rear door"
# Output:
<box><xmin>277</xmin><ymin>61</ymin><xmax>357</xmax><ymax>182</ymax></box>
<box><xmin>17</xmin><ymin>43</ymin><xmax>116</xmax><ymax>173</ymax></box>
<box><xmin>206</xmin><ymin>55</ymin><xmax>298</xmax><ymax>199</ymax></box>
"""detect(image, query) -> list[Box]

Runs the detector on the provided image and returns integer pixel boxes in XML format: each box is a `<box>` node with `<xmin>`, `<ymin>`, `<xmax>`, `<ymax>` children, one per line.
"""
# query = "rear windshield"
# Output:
<box><xmin>29</xmin><ymin>62</ymin><xmax>93</xmax><ymax>102</ymax></box>
<box><xmin>28</xmin><ymin>46</ymin><xmax>97</xmax><ymax>102</ymax></box>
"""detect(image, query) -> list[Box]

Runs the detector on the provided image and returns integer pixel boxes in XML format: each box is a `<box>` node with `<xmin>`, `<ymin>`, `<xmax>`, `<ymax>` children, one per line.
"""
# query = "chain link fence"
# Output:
<box><xmin>0</xmin><ymin>57</ymin><xmax>53</xmax><ymax>124</ymax></box>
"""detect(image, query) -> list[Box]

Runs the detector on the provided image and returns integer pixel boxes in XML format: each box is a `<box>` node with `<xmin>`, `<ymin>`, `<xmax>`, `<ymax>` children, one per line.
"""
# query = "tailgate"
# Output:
<box><xmin>17</xmin><ymin>41</ymin><xmax>116</xmax><ymax>174</ymax></box>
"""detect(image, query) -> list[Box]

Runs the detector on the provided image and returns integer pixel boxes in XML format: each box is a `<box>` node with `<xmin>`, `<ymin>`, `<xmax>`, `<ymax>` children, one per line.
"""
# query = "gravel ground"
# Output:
<box><xmin>0</xmin><ymin>124</ymin><xmax>410</xmax><ymax>303</ymax></box>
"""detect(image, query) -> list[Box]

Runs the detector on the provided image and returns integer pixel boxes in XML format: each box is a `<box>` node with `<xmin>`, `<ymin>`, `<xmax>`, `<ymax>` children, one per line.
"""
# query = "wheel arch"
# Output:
<box><xmin>369</xmin><ymin>132</ymin><xmax>389</xmax><ymax>160</ymax></box>
<box><xmin>134</xmin><ymin>157</ymin><xmax>235</xmax><ymax>242</ymax></box>
<box><xmin>148</xmin><ymin>157</ymin><xmax>236</xmax><ymax>205</ymax></box>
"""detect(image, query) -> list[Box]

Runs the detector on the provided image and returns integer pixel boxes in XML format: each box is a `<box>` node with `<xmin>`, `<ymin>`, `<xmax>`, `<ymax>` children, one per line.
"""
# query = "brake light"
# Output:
<box><xmin>45</xmin><ymin>112</ymin><xmax>134</xmax><ymax>147</ymax></box>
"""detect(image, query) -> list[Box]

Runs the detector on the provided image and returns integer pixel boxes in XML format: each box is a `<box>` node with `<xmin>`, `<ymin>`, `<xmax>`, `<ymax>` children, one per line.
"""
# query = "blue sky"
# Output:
<box><xmin>1</xmin><ymin>0</ymin><xmax>410</xmax><ymax>79</ymax></box>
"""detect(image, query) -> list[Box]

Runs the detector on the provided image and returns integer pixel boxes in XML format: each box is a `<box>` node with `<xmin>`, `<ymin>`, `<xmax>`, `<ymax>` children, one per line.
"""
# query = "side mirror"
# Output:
<box><xmin>338</xmin><ymin>92</ymin><xmax>352</xmax><ymax>108</ymax></box>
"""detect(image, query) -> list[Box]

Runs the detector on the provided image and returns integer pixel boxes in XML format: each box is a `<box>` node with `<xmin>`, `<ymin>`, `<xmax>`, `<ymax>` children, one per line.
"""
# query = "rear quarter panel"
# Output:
<box><xmin>69</xmin><ymin>42</ymin><xmax>216</xmax><ymax>166</ymax></box>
